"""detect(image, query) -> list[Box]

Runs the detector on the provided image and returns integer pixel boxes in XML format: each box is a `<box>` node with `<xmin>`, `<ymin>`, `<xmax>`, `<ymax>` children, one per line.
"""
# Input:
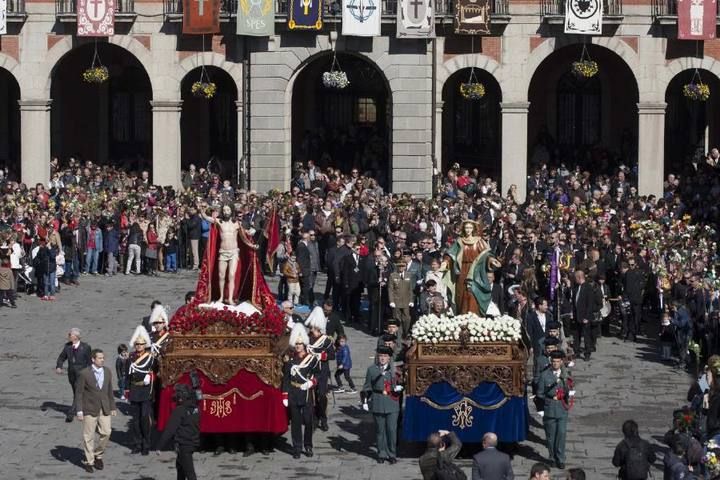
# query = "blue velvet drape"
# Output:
<box><xmin>402</xmin><ymin>381</ymin><xmax>528</xmax><ymax>443</ymax></box>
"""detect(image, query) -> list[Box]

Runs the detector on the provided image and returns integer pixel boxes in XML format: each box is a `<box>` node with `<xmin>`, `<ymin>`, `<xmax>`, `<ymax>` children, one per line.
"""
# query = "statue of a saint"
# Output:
<box><xmin>442</xmin><ymin>220</ymin><xmax>502</xmax><ymax>316</ymax></box>
<box><xmin>199</xmin><ymin>203</ymin><xmax>259</xmax><ymax>305</ymax></box>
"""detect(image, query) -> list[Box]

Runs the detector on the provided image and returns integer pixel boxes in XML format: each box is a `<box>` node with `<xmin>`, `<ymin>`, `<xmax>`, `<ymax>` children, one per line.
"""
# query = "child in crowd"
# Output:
<box><xmin>660</xmin><ymin>314</ymin><xmax>675</xmax><ymax>362</ymax></box>
<box><xmin>334</xmin><ymin>335</ymin><xmax>356</xmax><ymax>394</ymax></box>
<box><xmin>116</xmin><ymin>344</ymin><xmax>130</xmax><ymax>400</ymax></box>
<box><xmin>164</xmin><ymin>230</ymin><xmax>179</xmax><ymax>273</ymax></box>
<box><xmin>282</xmin><ymin>252</ymin><xmax>301</xmax><ymax>305</ymax></box>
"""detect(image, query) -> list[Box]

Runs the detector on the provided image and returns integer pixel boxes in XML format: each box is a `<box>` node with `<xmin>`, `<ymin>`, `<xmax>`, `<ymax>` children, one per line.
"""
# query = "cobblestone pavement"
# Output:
<box><xmin>0</xmin><ymin>271</ymin><xmax>691</xmax><ymax>479</ymax></box>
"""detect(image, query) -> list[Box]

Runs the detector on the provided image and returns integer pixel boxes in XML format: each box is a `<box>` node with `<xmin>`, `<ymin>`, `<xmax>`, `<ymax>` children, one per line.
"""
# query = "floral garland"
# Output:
<box><xmin>555</xmin><ymin>376</ymin><xmax>575</xmax><ymax>411</ymax></box>
<box><xmin>460</xmin><ymin>82</ymin><xmax>485</xmax><ymax>100</ymax></box>
<box><xmin>322</xmin><ymin>71</ymin><xmax>350</xmax><ymax>89</ymax></box>
<box><xmin>411</xmin><ymin>313</ymin><xmax>522</xmax><ymax>344</ymax></box>
<box><xmin>169</xmin><ymin>302</ymin><xmax>285</xmax><ymax>337</ymax></box>
<box><xmin>705</xmin><ymin>440</ymin><xmax>720</xmax><ymax>477</ymax></box>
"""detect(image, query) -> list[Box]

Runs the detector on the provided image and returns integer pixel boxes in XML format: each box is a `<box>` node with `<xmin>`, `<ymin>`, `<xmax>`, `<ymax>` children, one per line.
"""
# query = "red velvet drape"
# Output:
<box><xmin>157</xmin><ymin>369</ymin><xmax>288</xmax><ymax>434</ymax></box>
<box><xmin>195</xmin><ymin>225</ymin><xmax>276</xmax><ymax>309</ymax></box>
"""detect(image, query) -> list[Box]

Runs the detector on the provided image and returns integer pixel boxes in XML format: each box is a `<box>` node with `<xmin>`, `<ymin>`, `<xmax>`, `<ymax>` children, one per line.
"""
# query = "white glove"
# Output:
<box><xmin>568</xmin><ymin>390</ymin><xmax>576</xmax><ymax>397</ymax></box>
<box><xmin>409</xmin><ymin>302</ymin><xmax>414</xmax><ymax>307</ymax></box>
<box><xmin>143</xmin><ymin>374</ymin><xmax>151</xmax><ymax>385</ymax></box>
<box><xmin>393</xmin><ymin>385</ymin><xmax>404</xmax><ymax>393</ymax></box>
<box><xmin>389</xmin><ymin>302</ymin><xmax>396</xmax><ymax>308</ymax></box>
<box><xmin>283</xmin><ymin>399</ymin><xmax>289</xmax><ymax>407</ymax></box>
<box><xmin>300</xmin><ymin>380</ymin><xmax>313</xmax><ymax>391</ymax></box>
<box><xmin>362</xmin><ymin>402</ymin><xmax>369</xmax><ymax>412</ymax></box>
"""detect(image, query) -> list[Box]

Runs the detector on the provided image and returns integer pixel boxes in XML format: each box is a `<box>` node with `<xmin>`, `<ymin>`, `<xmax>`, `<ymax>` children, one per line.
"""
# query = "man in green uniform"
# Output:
<box><xmin>537</xmin><ymin>350</ymin><xmax>574</xmax><ymax>469</ymax></box>
<box><xmin>362</xmin><ymin>345</ymin><xmax>403</xmax><ymax>464</ymax></box>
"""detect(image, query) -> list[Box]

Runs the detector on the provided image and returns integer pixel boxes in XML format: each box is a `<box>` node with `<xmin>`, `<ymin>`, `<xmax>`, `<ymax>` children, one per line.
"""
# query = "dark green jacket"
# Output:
<box><xmin>537</xmin><ymin>367</ymin><xmax>571</xmax><ymax>419</ymax></box>
<box><xmin>362</xmin><ymin>363</ymin><xmax>401</xmax><ymax>414</ymax></box>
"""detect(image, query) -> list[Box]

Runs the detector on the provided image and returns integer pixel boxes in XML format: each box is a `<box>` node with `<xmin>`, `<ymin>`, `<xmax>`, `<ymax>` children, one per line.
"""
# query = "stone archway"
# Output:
<box><xmin>527</xmin><ymin>43</ymin><xmax>639</xmax><ymax>176</ymax></box>
<box><xmin>0</xmin><ymin>67</ymin><xmax>20</xmax><ymax>181</ymax></box>
<box><xmin>180</xmin><ymin>66</ymin><xmax>238</xmax><ymax>180</ymax></box>
<box><xmin>290</xmin><ymin>52</ymin><xmax>392</xmax><ymax>190</ymax></box>
<box><xmin>664</xmin><ymin>68</ymin><xmax>720</xmax><ymax>176</ymax></box>
<box><xmin>50</xmin><ymin>42</ymin><xmax>153</xmax><ymax>171</ymax></box>
<box><xmin>441</xmin><ymin>67</ymin><xmax>502</xmax><ymax>176</ymax></box>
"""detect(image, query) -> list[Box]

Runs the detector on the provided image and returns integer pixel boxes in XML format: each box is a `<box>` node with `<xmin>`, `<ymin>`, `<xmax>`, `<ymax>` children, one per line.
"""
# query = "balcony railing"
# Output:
<box><xmin>651</xmin><ymin>0</ymin><xmax>720</xmax><ymax>17</ymax></box>
<box><xmin>56</xmin><ymin>0</ymin><xmax>136</xmax><ymax>18</ymax></box>
<box><xmin>275</xmin><ymin>0</ymin><xmax>509</xmax><ymax>19</ymax></box>
<box><xmin>541</xmin><ymin>0</ymin><xmax>623</xmax><ymax>17</ymax></box>
<box><xmin>163</xmin><ymin>0</ymin><xmax>238</xmax><ymax>17</ymax></box>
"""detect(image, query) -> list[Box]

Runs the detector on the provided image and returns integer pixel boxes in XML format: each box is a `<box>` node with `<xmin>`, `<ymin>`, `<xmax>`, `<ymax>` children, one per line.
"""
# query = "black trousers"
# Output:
<box><xmin>131</xmin><ymin>399</ymin><xmax>153</xmax><ymax>450</ymax></box>
<box><xmin>175</xmin><ymin>446</ymin><xmax>197</xmax><ymax>480</ymax></box>
<box><xmin>67</xmin><ymin>370</ymin><xmax>79</xmax><ymax>416</ymax></box>
<box><xmin>628</xmin><ymin>303</ymin><xmax>642</xmax><ymax>338</ymax></box>
<box><xmin>343</xmin><ymin>286</ymin><xmax>362</xmax><ymax>323</ymax></box>
<box><xmin>289</xmin><ymin>403</ymin><xmax>314</xmax><ymax>452</ymax></box>
<box><xmin>334</xmin><ymin>368</ymin><xmax>355</xmax><ymax>389</ymax></box>
<box><xmin>315</xmin><ymin>369</ymin><xmax>329</xmax><ymax>422</ymax></box>
<box><xmin>574</xmin><ymin>321</ymin><xmax>593</xmax><ymax>357</ymax></box>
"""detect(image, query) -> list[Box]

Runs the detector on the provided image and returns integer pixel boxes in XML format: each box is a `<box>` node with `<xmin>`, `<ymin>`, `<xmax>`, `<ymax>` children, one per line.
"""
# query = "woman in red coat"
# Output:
<box><xmin>145</xmin><ymin>224</ymin><xmax>159</xmax><ymax>276</ymax></box>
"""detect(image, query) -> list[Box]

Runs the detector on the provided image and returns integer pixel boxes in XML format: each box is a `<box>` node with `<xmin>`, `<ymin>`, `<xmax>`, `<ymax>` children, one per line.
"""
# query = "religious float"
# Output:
<box><xmin>402</xmin><ymin>219</ymin><xmax>529</xmax><ymax>443</ymax></box>
<box><xmin>157</xmin><ymin>210</ymin><xmax>289</xmax><ymax>435</ymax></box>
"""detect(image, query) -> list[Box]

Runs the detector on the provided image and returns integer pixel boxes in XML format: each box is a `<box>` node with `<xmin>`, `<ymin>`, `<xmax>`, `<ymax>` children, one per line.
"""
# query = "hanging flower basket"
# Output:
<box><xmin>83</xmin><ymin>41</ymin><xmax>109</xmax><ymax>84</ymax></box>
<box><xmin>683</xmin><ymin>70</ymin><xmax>710</xmax><ymax>101</ymax></box>
<box><xmin>83</xmin><ymin>66</ymin><xmax>109</xmax><ymax>84</ymax></box>
<box><xmin>192</xmin><ymin>81</ymin><xmax>217</xmax><ymax>99</ymax></box>
<box><xmin>572</xmin><ymin>60</ymin><xmax>598</xmax><ymax>78</ymax></box>
<box><xmin>322</xmin><ymin>54</ymin><xmax>350</xmax><ymax>89</ymax></box>
<box><xmin>572</xmin><ymin>44</ymin><xmax>599</xmax><ymax>78</ymax></box>
<box><xmin>459</xmin><ymin>67</ymin><xmax>485</xmax><ymax>100</ymax></box>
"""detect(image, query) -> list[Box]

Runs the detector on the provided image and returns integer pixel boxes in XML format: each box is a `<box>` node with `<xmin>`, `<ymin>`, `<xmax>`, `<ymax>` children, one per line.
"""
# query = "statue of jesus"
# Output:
<box><xmin>198</xmin><ymin>202</ymin><xmax>258</xmax><ymax>305</ymax></box>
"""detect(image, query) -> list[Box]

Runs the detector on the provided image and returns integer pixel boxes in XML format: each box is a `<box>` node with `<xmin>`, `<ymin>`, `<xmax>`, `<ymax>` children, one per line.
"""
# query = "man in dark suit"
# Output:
<box><xmin>622</xmin><ymin>259</ymin><xmax>646</xmax><ymax>341</ymax></box>
<box><xmin>526</xmin><ymin>297</ymin><xmax>550</xmax><ymax>357</ymax></box>
<box><xmin>339</xmin><ymin>240</ymin><xmax>363</xmax><ymax>324</ymax></box>
<box><xmin>75</xmin><ymin>349</ymin><xmax>117</xmax><ymax>473</ymax></box>
<box><xmin>296</xmin><ymin>233</ymin><xmax>312</xmax><ymax>305</ymax></box>
<box><xmin>56</xmin><ymin>327</ymin><xmax>92</xmax><ymax>422</ymax></box>
<box><xmin>573</xmin><ymin>270</ymin><xmax>596</xmax><ymax>361</ymax></box>
<box><xmin>472</xmin><ymin>432</ymin><xmax>515</xmax><ymax>480</ymax></box>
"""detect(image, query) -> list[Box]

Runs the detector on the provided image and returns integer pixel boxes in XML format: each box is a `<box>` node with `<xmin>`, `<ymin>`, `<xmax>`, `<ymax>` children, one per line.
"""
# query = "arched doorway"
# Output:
<box><xmin>291</xmin><ymin>53</ymin><xmax>392</xmax><ymax>189</ymax></box>
<box><xmin>180</xmin><ymin>66</ymin><xmax>238</xmax><ymax>180</ymax></box>
<box><xmin>664</xmin><ymin>69</ymin><xmax>720</xmax><ymax>175</ymax></box>
<box><xmin>528</xmin><ymin>44</ymin><xmax>639</xmax><ymax>176</ymax></box>
<box><xmin>0</xmin><ymin>68</ymin><xmax>20</xmax><ymax>181</ymax></box>
<box><xmin>441</xmin><ymin>67</ymin><xmax>501</xmax><ymax>176</ymax></box>
<box><xmin>51</xmin><ymin>42</ymin><xmax>152</xmax><ymax>172</ymax></box>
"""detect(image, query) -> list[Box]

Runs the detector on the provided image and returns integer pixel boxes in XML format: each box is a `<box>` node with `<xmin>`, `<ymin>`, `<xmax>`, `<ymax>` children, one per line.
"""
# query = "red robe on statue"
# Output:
<box><xmin>194</xmin><ymin>224</ymin><xmax>276</xmax><ymax>309</ymax></box>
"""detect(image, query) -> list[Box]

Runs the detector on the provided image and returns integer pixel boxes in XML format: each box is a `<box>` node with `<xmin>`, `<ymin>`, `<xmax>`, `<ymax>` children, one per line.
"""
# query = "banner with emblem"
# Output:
<box><xmin>678</xmin><ymin>0</ymin><xmax>716</xmax><ymax>40</ymax></box>
<box><xmin>342</xmin><ymin>0</ymin><xmax>381</xmax><ymax>37</ymax></box>
<box><xmin>182</xmin><ymin>0</ymin><xmax>221</xmax><ymax>34</ymax></box>
<box><xmin>397</xmin><ymin>0</ymin><xmax>434</xmax><ymax>38</ymax></box>
<box><xmin>564</xmin><ymin>0</ymin><xmax>602</xmax><ymax>34</ymax></box>
<box><xmin>288</xmin><ymin>0</ymin><xmax>322</xmax><ymax>30</ymax></box>
<box><xmin>454</xmin><ymin>0</ymin><xmax>490</xmax><ymax>35</ymax></box>
<box><xmin>77</xmin><ymin>0</ymin><xmax>115</xmax><ymax>36</ymax></box>
<box><xmin>237</xmin><ymin>0</ymin><xmax>275</xmax><ymax>36</ymax></box>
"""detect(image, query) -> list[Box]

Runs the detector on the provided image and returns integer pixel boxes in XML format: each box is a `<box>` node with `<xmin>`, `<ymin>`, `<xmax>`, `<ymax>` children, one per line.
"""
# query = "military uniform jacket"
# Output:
<box><xmin>537</xmin><ymin>367</ymin><xmax>571</xmax><ymax>419</ymax></box>
<box><xmin>362</xmin><ymin>363</ymin><xmax>401</xmax><ymax>414</ymax></box>
<box><xmin>282</xmin><ymin>352</ymin><xmax>320</xmax><ymax>407</ymax></box>
<box><xmin>388</xmin><ymin>272</ymin><xmax>414</xmax><ymax>307</ymax></box>
<box><xmin>126</xmin><ymin>351</ymin><xmax>155</xmax><ymax>402</ymax></box>
<box><xmin>308</xmin><ymin>334</ymin><xmax>335</xmax><ymax>379</ymax></box>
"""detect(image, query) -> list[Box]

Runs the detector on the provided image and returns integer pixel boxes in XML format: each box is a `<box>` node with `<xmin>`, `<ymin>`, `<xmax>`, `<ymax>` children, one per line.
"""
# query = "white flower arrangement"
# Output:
<box><xmin>411</xmin><ymin>313</ymin><xmax>522</xmax><ymax>344</ymax></box>
<box><xmin>322</xmin><ymin>71</ymin><xmax>350</xmax><ymax>89</ymax></box>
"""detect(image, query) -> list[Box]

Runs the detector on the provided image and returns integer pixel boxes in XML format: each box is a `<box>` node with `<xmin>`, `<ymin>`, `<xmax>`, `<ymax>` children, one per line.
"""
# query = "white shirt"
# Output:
<box><xmin>10</xmin><ymin>243</ymin><xmax>23</xmax><ymax>269</ymax></box>
<box><xmin>537</xmin><ymin>312</ymin><xmax>546</xmax><ymax>332</ymax></box>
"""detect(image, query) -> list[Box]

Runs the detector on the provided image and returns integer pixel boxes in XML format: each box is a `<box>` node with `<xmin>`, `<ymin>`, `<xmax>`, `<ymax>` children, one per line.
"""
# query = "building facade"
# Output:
<box><xmin>0</xmin><ymin>0</ymin><xmax>718</xmax><ymax>200</ymax></box>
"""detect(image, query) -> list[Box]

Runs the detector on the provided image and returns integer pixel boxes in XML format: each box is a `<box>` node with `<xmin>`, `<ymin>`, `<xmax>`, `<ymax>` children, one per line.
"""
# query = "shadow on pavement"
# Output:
<box><xmin>50</xmin><ymin>445</ymin><xmax>84</xmax><ymax>468</ymax></box>
<box><xmin>41</xmin><ymin>401</ymin><xmax>70</xmax><ymax>415</ymax></box>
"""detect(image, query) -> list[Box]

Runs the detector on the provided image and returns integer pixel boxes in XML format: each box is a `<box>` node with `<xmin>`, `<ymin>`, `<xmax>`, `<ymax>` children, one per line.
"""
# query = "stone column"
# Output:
<box><xmin>236</xmin><ymin>100</ymin><xmax>246</xmax><ymax>188</ymax></box>
<box><xmin>151</xmin><ymin>100</ymin><xmax>182</xmax><ymax>189</ymax></box>
<box><xmin>637</xmin><ymin>102</ymin><xmax>666</xmax><ymax>198</ymax></box>
<box><xmin>434</xmin><ymin>101</ymin><xmax>443</xmax><ymax>175</ymax></box>
<box><xmin>501</xmin><ymin>102</ymin><xmax>530</xmax><ymax>203</ymax></box>
<box><xmin>19</xmin><ymin>99</ymin><xmax>52</xmax><ymax>187</ymax></box>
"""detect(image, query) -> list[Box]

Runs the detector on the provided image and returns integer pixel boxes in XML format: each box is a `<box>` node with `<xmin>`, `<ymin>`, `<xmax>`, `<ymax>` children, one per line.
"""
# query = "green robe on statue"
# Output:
<box><xmin>443</xmin><ymin>236</ymin><xmax>496</xmax><ymax>315</ymax></box>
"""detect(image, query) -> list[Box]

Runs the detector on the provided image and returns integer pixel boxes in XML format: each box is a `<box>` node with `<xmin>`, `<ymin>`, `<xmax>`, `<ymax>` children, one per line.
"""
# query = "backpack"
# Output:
<box><xmin>622</xmin><ymin>439</ymin><xmax>650</xmax><ymax>480</ymax></box>
<box><xmin>435</xmin><ymin>456</ymin><xmax>467</xmax><ymax>480</ymax></box>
